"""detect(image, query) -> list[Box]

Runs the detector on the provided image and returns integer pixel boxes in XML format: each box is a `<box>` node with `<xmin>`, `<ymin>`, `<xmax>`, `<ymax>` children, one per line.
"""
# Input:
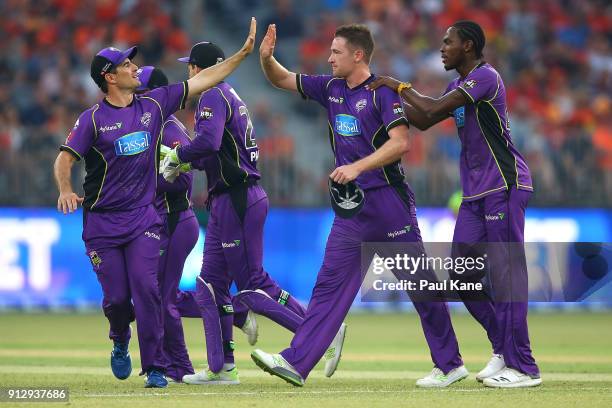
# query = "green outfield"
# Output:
<box><xmin>0</xmin><ymin>311</ymin><xmax>611</xmax><ymax>407</ymax></box>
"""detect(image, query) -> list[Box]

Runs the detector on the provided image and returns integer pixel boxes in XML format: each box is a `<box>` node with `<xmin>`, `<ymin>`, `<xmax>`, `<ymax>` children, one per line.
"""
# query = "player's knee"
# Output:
<box><xmin>103</xmin><ymin>295</ymin><xmax>132</xmax><ymax>313</ymax></box>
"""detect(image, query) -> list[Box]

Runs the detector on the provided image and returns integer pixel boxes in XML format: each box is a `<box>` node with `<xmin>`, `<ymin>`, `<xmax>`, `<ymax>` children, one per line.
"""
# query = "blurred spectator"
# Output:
<box><xmin>0</xmin><ymin>0</ymin><xmax>610</xmax><ymax>208</ymax></box>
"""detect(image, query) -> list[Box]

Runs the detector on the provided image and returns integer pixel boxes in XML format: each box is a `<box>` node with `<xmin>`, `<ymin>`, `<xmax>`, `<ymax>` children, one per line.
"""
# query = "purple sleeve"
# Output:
<box><xmin>177</xmin><ymin>88</ymin><xmax>227</xmax><ymax>163</ymax></box>
<box><xmin>443</xmin><ymin>82</ymin><xmax>454</xmax><ymax>96</ymax></box>
<box><xmin>157</xmin><ymin>170</ymin><xmax>192</xmax><ymax>194</ymax></box>
<box><xmin>146</xmin><ymin>81</ymin><xmax>189</xmax><ymax>119</ymax></box>
<box><xmin>456</xmin><ymin>68</ymin><xmax>498</xmax><ymax>103</ymax></box>
<box><xmin>296</xmin><ymin>74</ymin><xmax>333</xmax><ymax>107</ymax></box>
<box><xmin>158</xmin><ymin>118</ymin><xmax>192</xmax><ymax>194</ymax></box>
<box><xmin>375</xmin><ymin>87</ymin><xmax>409</xmax><ymax>132</ymax></box>
<box><xmin>59</xmin><ymin>107</ymin><xmax>97</xmax><ymax>160</ymax></box>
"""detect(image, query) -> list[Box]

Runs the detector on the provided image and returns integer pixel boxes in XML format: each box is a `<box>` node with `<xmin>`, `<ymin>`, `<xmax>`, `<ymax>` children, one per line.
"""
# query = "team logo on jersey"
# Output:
<box><xmin>328</xmin><ymin>96</ymin><xmax>344</xmax><ymax>104</ymax></box>
<box><xmin>464</xmin><ymin>79</ymin><xmax>477</xmax><ymax>89</ymax></box>
<box><xmin>453</xmin><ymin>106</ymin><xmax>465</xmax><ymax>128</ymax></box>
<box><xmin>200</xmin><ymin>107</ymin><xmax>213</xmax><ymax>120</ymax></box>
<box><xmin>114</xmin><ymin>131</ymin><xmax>151</xmax><ymax>156</ymax></box>
<box><xmin>392</xmin><ymin>102</ymin><xmax>404</xmax><ymax>115</ymax></box>
<box><xmin>140</xmin><ymin>112</ymin><xmax>151</xmax><ymax>127</ymax></box>
<box><xmin>355</xmin><ymin>98</ymin><xmax>367</xmax><ymax>112</ymax></box>
<box><xmin>88</xmin><ymin>251</ymin><xmax>102</xmax><ymax>267</ymax></box>
<box><xmin>335</xmin><ymin>114</ymin><xmax>361</xmax><ymax>137</ymax></box>
<box><xmin>99</xmin><ymin>122</ymin><xmax>122</xmax><ymax>132</ymax></box>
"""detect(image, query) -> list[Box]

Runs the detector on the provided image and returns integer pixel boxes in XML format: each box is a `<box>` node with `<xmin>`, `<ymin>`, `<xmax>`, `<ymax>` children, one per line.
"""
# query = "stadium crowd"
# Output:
<box><xmin>1</xmin><ymin>0</ymin><xmax>610</xmax><ymax>207</ymax></box>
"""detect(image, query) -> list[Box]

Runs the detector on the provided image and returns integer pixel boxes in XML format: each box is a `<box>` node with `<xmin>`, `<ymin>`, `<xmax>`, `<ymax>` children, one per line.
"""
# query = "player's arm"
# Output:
<box><xmin>176</xmin><ymin>91</ymin><xmax>226</xmax><ymax>163</ymax></box>
<box><xmin>259</xmin><ymin>24</ymin><xmax>297</xmax><ymax>91</ymax></box>
<box><xmin>330</xmin><ymin>125</ymin><xmax>410</xmax><ymax>184</ymax></box>
<box><xmin>368</xmin><ymin>76</ymin><xmax>466</xmax><ymax>129</ymax></box>
<box><xmin>53</xmin><ymin>151</ymin><xmax>83</xmax><ymax>214</ymax></box>
<box><xmin>187</xmin><ymin>17</ymin><xmax>256</xmax><ymax>98</ymax></box>
<box><xmin>402</xmin><ymin>103</ymin><xmax>451</xmax><ymax>131</ymax></box>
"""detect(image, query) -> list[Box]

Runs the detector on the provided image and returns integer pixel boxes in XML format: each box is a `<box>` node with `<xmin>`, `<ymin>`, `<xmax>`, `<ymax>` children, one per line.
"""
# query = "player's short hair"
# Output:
<box><xmin>452</xmin><ymin>20</ymin><xmax>486</xmax><ymax>59</ymax></box>
<box><xmin>96</xmin><ymin>68</ymin><xmax>116</xmax><ymax>93</ymax></box>
<box><xmin>334</xmin><ymin>24</ymin><xmax>375</xmax><ymax>64</ymax></box>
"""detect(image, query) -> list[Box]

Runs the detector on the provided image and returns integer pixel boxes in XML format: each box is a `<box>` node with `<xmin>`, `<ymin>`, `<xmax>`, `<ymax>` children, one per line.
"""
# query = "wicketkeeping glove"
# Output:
<box><xmin>159</xmin><ymin>146</ymin><xmax>192</xmax><ymax>182</ymax></box>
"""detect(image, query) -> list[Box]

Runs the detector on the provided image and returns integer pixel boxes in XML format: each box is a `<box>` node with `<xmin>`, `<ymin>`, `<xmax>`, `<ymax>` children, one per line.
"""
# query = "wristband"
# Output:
<box><xmin>397</xmin><ymin>82</ymin><xmax>412</xmax><ymax>94</ymax></box>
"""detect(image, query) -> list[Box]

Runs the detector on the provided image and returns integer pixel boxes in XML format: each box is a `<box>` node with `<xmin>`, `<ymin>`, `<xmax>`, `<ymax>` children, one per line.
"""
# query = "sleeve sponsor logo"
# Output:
<box><xmin>199</xmin><ymin>107</ymin><xmax>213</xmax><ymax>120</ymax></box>
<box><xmin>392</xmin><ymin>102</ymin><xmax>404</xmax><ymax>115</ymax></box>
<box><xmin>113</xmin><ymin>131</ymin><xmax>151</xmax><ymax>156</ymax></box>
<box><xmin>464</xmin><ymin>79</ymin><xmax>477</xmax><ymax>89</ymax></box>
<box><xmin>335</xmin><ymin>114</ymin><xmax>361</xmax><ymax>137</ymax></box>
<box><xmin>66</xmin><ymin>119</ymin><xmax>78</xmax><ymax>143</ymax></box>
<box><xmin>453</xmin><ymin>106</ymin><xmax>465</xmax><ymax>128</ymax></box>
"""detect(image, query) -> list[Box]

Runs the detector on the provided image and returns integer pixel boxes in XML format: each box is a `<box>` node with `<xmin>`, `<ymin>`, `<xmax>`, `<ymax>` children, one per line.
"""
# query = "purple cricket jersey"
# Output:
<box><xmin>155</xmin><ymin>115</ymin><xmax>193</xmax><ymax>215</ymax></box>
<box><xmin>297</xmin><ymin>74</ymin><xmax>409</xmax><ymax>190</ymax></box>
<box><xmin>446</xmin><ymin>63</ymin><xmax>533</xmax><ymax>201</ymax></box>
<box><xmin>61</xmin><ymin>82</ymin><xmax>189</xmax><ymax>211</ymax></box>
<box><xmin>176</xmin><ymin>82</ymin><xmax>260</xmax><ymax>194</ymax></box>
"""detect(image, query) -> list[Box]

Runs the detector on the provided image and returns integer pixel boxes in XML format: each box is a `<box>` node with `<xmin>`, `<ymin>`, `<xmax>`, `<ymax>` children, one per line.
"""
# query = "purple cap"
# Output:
<box><xmin>96</xmin><ymin>46</ymin><xmax>138</xmax><ymax>71</ymax></box>
<box><xmin>136</xmin><ymin>66</ymin><xmax>154</xmax><ymax>91</ymax></box>
<box><xmin>90</xmin><ymin>46</ymin><xmax>138</xmax><ymax>88</ymax></box>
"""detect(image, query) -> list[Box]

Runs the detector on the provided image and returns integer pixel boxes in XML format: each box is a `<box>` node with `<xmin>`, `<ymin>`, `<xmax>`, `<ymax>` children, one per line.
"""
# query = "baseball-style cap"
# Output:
<box><xmin>328</xmin><ymin>179</ymin><xmax>365</xmax><ymax>219</ymax></box>
<box><xmin>136</xmin><ymin>66</ymin><xmax>169</xmax><ymax>91</ymax></box>
<box><xmin>177</xmin><ymin>42</ymin><xmax>225</xmax><ymax>69</ymax></box>
<box><xmin>90</xmin><ymin>46</ymin><xmax>138</xmax><ymax>88</ymax></box>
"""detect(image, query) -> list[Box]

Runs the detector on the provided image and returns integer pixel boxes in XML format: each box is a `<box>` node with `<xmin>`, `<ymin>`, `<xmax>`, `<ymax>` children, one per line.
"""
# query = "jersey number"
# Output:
<box><xmin>238</xmin><ymin>105</ymin><xmax>257</xmax><ymax>150</ymax></box>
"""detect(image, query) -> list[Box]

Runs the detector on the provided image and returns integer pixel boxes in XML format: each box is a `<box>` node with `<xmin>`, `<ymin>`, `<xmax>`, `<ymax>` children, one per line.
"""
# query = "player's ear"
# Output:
<box><xmin>464</xmin><ymin>39</ymin><xmax>474</xmax><ymax>54</ymax></box>
<box><xmin>104</xmin><ymin>72</ymin><xmax>117</xmax><ymax>86</ymax></box>
<box><xmin>354</xmin><ymin>49</ymin><xmax>365</xmax><ymax>64</ymax></box>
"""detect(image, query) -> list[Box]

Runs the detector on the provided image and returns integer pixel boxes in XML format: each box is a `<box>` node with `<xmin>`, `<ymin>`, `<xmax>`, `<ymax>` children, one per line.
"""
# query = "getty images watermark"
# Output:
<box><xmin>360</xmin><ymin>242</ymin><xmax>612</xmax><ymax>303</ymax></box>
<box><xmin>370</xmin><ymin>252</ymin><xmax>487</xmax><ymax>292</ymax></box>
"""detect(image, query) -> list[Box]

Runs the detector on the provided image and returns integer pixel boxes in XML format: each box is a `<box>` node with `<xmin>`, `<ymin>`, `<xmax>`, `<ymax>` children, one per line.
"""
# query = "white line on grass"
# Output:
<box><xmin>2</xmin><ymin>366</ymin><xmax>612</xmax><ymax>382</ymax></box>
<box><xmin>81</xmin><ymin>387</ymin><xmax>612</xmax><ymax>398</ymax></box>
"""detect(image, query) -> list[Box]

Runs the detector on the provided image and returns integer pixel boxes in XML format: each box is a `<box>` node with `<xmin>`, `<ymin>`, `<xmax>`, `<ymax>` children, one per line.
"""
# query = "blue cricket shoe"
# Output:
<box><xmin>110</xmin><ymin>341</ymin><xmax>132</xmax><ymax>380</ymax></box>
<box><xmin>145</xmin><ymin>369</ymin><xmax>168</xmax><ymax>388</ymax></box>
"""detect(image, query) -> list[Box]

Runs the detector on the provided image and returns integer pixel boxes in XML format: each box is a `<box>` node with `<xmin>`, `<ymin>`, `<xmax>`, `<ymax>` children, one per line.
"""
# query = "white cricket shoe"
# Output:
<box><xmin>323</xmin><ymin>323</ymin><xmax>347</xmax><ymax>377</ymax></box>
<box><xmin>416</xmin><ymin>365</ymin><xmax>469</xmax><ymax>388</ymax></box>
<box><xmin>483</xmin><ymin>368</ymin><xmax>542</xmax><ymax>388</ymax></box>
<box><xmin>240</xmin><ymin>310</ymin><xmax>258</xmax><ymax>346</ymax></box>
<box><xmin>182</xmin><ymin>367</ymin><xmax>240</xmax><ymax>385</ymax></box>
<box><xmin>251</xmin><ymin>349</ymin><xmax>304</xmax><ymax>386</ymax></box>
<box><xmin>476</xmin><ymin>354</ymin><xmax>506</xmax><ymax>382</ymax></box>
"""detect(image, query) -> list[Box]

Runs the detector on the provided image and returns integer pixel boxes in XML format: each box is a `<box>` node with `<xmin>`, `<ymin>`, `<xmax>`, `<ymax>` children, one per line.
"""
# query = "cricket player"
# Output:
<box><xmin>52</xmin><ymin>18</ymin><xmax>256</xmax><ymax>388</ymax></box>
<box><xmin>136</xmin><ymin>65</ymin><xmax>199</xmax><ymax>383</ymax></box>
<box><xmin>252</xmin><ymin>23</ymin><xmax>467</xmax><ymax>387</ymax></box>
<box><xmin>367</xmin><ymin>20</ymin><xmax>541</xmax><ymax>388</ymax></box>
<box><xmin>161</xmin><ymin>41</ymin><xmax>331</xmax><ymax>385</ymax></box>
<box><xmin>140</xmin><ymin>65</ymin><xmax>262</xmax><ymax>381</ymax></box>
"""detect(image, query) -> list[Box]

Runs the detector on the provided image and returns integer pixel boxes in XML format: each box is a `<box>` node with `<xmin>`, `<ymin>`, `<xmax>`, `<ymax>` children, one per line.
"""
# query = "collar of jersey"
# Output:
<box><xmin>345</xmin><ymin>74</ymin><xmax>375</xmax><ymax>92</ymax></box>
<box><xmin>103</xmin><ymin>96</ymin><xmax>135</xmax><ymax>109</ymax></box>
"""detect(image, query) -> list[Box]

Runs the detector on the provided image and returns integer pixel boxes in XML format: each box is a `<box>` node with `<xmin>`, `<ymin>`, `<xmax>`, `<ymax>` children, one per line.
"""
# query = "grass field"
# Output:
<box><xmin>0</xmin><ymin>311</ymin><xmax>611</xmax><ymax>407</ymax></box>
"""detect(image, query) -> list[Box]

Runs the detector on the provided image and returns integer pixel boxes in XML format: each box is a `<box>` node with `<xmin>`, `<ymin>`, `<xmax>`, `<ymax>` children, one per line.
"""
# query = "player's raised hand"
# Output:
<box><xmin>366</xmin><ymin>76</ymin><xmax>402</xmax><ymax>92</ymax></box>
<box><xmin>240</xmin><ymin>17</ymin><xmax>257</xmax><ymax>56</ymax></box>
<box><xmin>57</xmin><ymin>192</ymin><xmax>84</xmax><ymax>214</ymax></box>
<box><xmin>260</xmin><ymin>24</ymin><xmax>276</xmax><ymax>60</ymax></box>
